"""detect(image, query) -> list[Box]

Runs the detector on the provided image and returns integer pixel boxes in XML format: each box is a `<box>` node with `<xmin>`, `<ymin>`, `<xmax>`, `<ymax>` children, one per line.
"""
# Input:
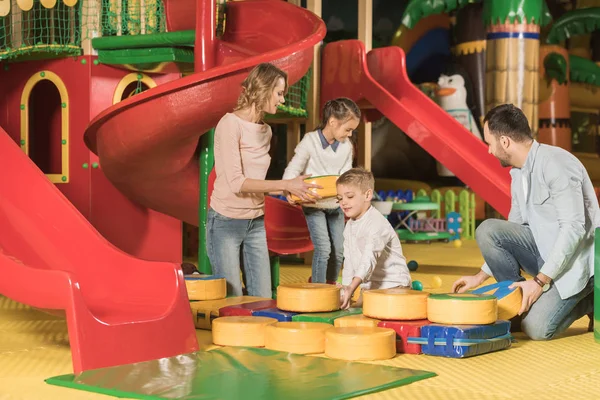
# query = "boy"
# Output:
<box><xmin>336</xmin><ymin>168</ymin><xmax>412</xmax><ymax>309</ymax></box>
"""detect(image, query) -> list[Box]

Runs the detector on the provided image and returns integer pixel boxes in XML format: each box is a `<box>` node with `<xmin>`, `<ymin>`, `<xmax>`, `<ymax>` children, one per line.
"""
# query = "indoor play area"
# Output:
<box><xmin>1</xmin><ymin>0</ymin><xmax>600</xmax><ymax>399</ymax></box>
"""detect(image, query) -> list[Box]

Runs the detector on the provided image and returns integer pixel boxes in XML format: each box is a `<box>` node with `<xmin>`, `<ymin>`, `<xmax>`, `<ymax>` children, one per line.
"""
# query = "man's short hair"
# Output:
<box><xmin>483</xmin><ymin>104</ymin><xmax>533</xmax><ymax>142</ymax></box>
<box><xmin>337</xmin><ymin>167</ymin><xmax>374</xmax><ymax>192</ymax></box>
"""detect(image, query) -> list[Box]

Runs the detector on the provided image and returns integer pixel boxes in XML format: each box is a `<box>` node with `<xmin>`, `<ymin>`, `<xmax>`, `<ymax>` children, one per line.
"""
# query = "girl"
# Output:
<box><xmin>283</xmin><ymin>98</ymin><xmax>361</xmax><ymax>284</ymax></box>
<box><xmin>208</xmin><ymin>63</ymin><xmax>319</xmax><ymax>298</ymax></box>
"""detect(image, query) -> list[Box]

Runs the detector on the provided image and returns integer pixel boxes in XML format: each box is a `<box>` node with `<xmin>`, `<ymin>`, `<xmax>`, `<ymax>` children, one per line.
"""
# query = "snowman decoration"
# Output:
<box><xmin>435</xmin><ymin>74</ymin><xmax>483</xmax><ymax>177</ymax></box>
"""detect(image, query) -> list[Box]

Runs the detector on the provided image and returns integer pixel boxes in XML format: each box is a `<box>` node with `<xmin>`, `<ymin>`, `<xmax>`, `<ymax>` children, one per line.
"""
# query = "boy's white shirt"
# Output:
<box><xmin>342</xmin><ymin>206</ymin><xmax>412</xmax><ymax>290</ymax></box>
<box><xmin>282</xmin><ymin>130</ymin><xmax>353</xmax><ymax>209</ymax></box>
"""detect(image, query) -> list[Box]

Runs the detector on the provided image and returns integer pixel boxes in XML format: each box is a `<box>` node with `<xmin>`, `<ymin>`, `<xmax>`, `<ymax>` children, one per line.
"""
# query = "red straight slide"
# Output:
<box><xmin>0</xmin><ymin>0</ymin><xmax>326</xmax><ymax>374</ymax></box>
<box><xmin>0</xmin><ymin>129</ymin><xmax>198</xmax><ymax>374</ymax></box>
<box><xmin>320</xmin><ymin>40</ymin><xmax>511</xmax><ymax>217</ymax></box>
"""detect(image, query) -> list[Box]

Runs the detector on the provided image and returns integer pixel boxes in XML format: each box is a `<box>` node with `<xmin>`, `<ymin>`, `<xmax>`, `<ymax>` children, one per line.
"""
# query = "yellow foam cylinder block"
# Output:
<box><xmin>362</xmin><ymin>288</ymin><xmax>429</xmax><ymax>320</ymax></box>
<box><xmin>334</xmin><ymin>314</ymin><xmax>380</xmax><ymax>328</ymax></box>
<box><xmin>325</xmin><ymin>327</ymin><xmax>396</xmax><ymax>361</ymax></box>
<box><xmin>264</xmin><ymin>322</ymin><xmax>333</xmax><ymax>354</ymax></box>
<box><xmin>472</xmin><ymin>281</ymin><xmax>523</xmax><ymax>320</ymax></box>
<box><xmin>427</xmin><ymin>293</ymin><xmax>498</xmax><ymax>325</ymax></box>
<box><xmin>185</xmin><ymin>276</ymin><xmax>227</xmax><ymax>301</ymax></box>
<box><xmin>290</xmin><ymin>175</ymin><xmax>339</xmax><ymax>202</ymax></box>
<box><xmin>277</xmin><ymin>283</ymin><xmax>340</xmax><ymax>313</ymax></box>
<box><xmin>212</xmin><ymin>316</ymin><xmax>277</xmax><ymax>347</ymax></box>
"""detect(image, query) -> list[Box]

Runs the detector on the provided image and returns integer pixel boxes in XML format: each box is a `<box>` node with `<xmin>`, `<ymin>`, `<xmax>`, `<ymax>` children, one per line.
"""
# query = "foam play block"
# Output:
<box><xmin>218</xmin><ymin>300</ymin><xmax>278</xmax><ymax>317</ymax></box>
<box><xmin>184</xmin><ymin>275</ymin><xmax>227</xmax><ymax>301</ymax></box>
<box><xmin>377</xmin><ymin>320</ymin><xmax>431</xmax><ymax>354</ymax></box>
<box><xmin>252</xmin><ymin>308</ymin><xmax>298</xmax><ymax>322</ymax></box>
<box><xmin>472</xmin><ymin>281</ymin><xmax>522</xmax><ymax>320</ymax></box>
<box><xmin>292</xmin><ymin>308</ymin><xmax>362</xmax><ymax>325</ymax></box>
<box><xmin>408</xmin><ymin>320</ymin><xmax>512</xmax><ymax>358</ymax></box>
<box><xmin>47</xmin><ymin>347</ymin><xmax>437</xmax><ymax>399</ymax></box>
<box><xmin>190</xmin><ymin>296</ymin><xmax>271</xmax><ymax>330</ymax></box>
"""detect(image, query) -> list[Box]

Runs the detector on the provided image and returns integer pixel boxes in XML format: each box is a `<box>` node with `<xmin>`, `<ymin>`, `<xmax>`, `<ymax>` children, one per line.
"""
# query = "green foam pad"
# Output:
<box><xmin>292</xmin><ymin>308</ymin><xmax>362</xmax><ymax>324</ymax></box>
<box><xmin>97</xmin><ymin>47</ymin><xmax>194</xmax><ymax>66</ymax></box>
<box><xmin>46</xmin><ymin>347</ymin><xmax>436</xmax><ymax>399</ymax></box>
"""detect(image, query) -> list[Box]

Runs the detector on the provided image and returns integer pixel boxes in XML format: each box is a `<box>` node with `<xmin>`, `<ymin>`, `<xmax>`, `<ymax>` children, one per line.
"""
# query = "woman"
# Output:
<box><xmin>207</xmin><ymin>63</ymin><xmax>319</xmax><ymax>298</ymax></box>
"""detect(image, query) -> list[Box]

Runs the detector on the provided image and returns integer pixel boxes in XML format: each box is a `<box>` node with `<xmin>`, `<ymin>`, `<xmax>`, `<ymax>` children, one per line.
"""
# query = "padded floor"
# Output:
<box><xmin>2</xmin><ymin>241</ymin><xmax>600</xmax><ymax>399</ymax></box>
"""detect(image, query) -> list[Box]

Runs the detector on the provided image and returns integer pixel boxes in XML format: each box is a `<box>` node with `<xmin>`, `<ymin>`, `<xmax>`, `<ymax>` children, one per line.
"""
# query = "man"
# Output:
<box><xmin>452</xmin><ymin>104</ymin><xmax>599</xmax><ymax>340</ymax></box>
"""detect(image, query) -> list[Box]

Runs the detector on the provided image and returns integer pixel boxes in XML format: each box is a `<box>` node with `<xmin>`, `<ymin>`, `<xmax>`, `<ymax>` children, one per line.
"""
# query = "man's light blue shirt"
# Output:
<box><xmin>481</xmin><ymin>140</ymin><xmax>600</xmax><ymax>299</ymax></box>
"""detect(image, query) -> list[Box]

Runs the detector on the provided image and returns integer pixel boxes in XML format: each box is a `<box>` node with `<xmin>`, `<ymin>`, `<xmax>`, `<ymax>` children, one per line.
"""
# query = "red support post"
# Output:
<box><xmin>195</xmin><ymin>0</ymin><xmax>216</xmax><ymax>72</ymax></box>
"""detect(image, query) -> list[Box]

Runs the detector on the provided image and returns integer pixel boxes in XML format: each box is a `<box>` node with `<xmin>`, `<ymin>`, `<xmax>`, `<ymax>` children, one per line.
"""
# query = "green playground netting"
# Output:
<box><xmin>271</xmin><ymin>68</ymin><xmax>311</xmax><ymax>119</ymax></box>
<box><xmin>0</xmin><ymin>0</ymin><xmax>83</xmax><ymax>61</ymax></box>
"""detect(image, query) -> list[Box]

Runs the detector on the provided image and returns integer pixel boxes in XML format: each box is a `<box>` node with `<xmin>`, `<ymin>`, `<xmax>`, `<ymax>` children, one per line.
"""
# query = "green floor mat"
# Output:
<box><xmin>46</xmin><ymin>347</ymin><xmax>436</xmax><ymax>399</ymax></box>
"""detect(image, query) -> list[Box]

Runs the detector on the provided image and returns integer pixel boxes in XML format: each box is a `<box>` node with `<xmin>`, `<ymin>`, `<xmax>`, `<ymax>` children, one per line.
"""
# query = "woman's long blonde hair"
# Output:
<box><xmin>234</xmin><ymin>63</ymin><xmax>288</xmax><ymax>118</ymax></box>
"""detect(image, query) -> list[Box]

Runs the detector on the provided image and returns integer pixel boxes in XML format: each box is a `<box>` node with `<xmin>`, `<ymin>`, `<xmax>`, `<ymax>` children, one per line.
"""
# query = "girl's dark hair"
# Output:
<box><xmin>319</xmin><ymin>98</ymin><xmax>361</xmax><ymax>129</ymax></box>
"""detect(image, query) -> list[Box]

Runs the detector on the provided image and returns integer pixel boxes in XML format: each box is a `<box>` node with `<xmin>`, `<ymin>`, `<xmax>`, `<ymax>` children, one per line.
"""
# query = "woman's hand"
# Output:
<box><xmin>284</xmin><ymin>175</ymin><xmax>322</xmax><ymax>203</ymax></box>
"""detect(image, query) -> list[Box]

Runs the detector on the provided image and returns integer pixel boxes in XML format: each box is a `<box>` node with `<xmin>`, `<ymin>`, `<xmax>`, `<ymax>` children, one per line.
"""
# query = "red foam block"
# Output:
<box><xmin>378</xmin><ymin>320</ymin><xmax>431</xmax><ymax>354</ymax></box>
<box><xmin>218</xmin><ymin>300</ymin><xmax>278</xmax><ymax>317</ymax></box>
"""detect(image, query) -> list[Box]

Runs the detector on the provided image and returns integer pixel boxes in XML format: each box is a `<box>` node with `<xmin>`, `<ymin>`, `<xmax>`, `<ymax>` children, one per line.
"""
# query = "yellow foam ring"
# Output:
<box><xmin>325</xmin><ymin>327</ymin><xmax>396</xmax><ymax>361</ymax></box>
<box><xmin>289</xmin><ymin>175</ymin><xmax>339</xmax><ymax>203</ymax></box>
<box><xmin>190</xmin><ymin>296</ymin><xmax>271</xmax><ymax>330</ymax></box>
<box><xmin>427</xmin><ymin>293</ymin><xmax>498</xmax><ymax>325</ymax></box>
<box><xmin>277</xmin><ymin>283</ymin><xmax>340</xmax><ymax>313</ymax></box>
<box><xmin>0</xmin><ymin>0</ymin><xmax>10</xmax><ymax>17</ymax></box>
<box><xmin>16</xmin><ymin>0</ymin><xmax>32</xmax><ymax>11</ymax></box>
<box><xmin>334</xmin><ymin>314</ymin><xmax>380</xmax><ymax>328</ymax></box>
<box><xmin>40</xmin><ymin>0</ymin><xmax>57</xmax><ymax>8</ymax></box>
<box><xmin>185</xmin><ymin>277</ymin><xmax>227</xmax><ymax>301</ymax></box>
<box><xmin>212</xmin><ymin>316</ymin><xmax>278</xmax><ymax>347</ymax></box>
<box><xmin>63</xmin><ymin>0</ymin><xmax>78</xmax><ymax>7</ymax></box>
<box><xmin>363</xmin><ymin>288</ymin><xmax>429</xmax><ymax>320</ymax></box>
<box><xmin>264</xmin><ymin>322</ymin><xmax>333</xmax><ymax>354</ymax></box>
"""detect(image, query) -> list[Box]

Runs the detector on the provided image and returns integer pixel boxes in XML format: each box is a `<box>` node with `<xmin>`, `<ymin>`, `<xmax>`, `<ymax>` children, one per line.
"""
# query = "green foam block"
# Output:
<box><xmin>46</xmin><ymin>347</ymin><xmax>436</xmax><ymax>400</ymax></box>
<box><xmin>292</xmin><ymin>308</ymin><xmax>362</xmax><ymax>324</ymax></box>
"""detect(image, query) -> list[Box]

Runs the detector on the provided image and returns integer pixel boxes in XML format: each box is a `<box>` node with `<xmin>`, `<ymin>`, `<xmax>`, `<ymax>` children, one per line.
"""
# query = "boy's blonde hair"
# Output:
<box><xmin>235</xmin><ymin>63</ymin><xmax>288</xmax><ymax>117</ymax></box>
<box><xmin>337</xmin><ymin>167</ymin><xmax>374</xmax><ymax>192</ymax></box>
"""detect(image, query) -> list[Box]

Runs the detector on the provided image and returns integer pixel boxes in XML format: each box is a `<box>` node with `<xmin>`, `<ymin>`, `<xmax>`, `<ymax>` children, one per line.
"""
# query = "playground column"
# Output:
<box><xmin>452</xmin><ymin>3</ymin><xmax>486</xmax><ymax>126</ymax></box>
<box><xmin>484</xmin><ymin>0</ymin><xmax>543</xmax><ymax>136</ymax></box>
<box><xmin>538</xmin><ymin>45</ymin><xmax>571</xmax><ymax>151</ymax></box>
<box><xmin>357</xmin><ymin>0</ymin><xmax>372</xmax><ymax>170</ymax></box>
<box><xmin>306</xmin><ymin>0</ymin><xmax>322</xmax><ymax>132</ymax></box>
<box><xmin>195</xmin><ymin>0</ymin><xmax>216</xmax><ymax>72</ymax></box>
<box><xmin>287</xmin><ymin>0</ymin><xmax>304</xmax><ymax>163</ymax></box>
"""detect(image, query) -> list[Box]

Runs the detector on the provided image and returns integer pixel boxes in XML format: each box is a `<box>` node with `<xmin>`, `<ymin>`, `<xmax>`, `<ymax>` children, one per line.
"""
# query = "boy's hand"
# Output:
<box><xmin>340</xmin><ymin>286</ymin><xmax>353</xmax><ymax>310</ymax></box>
<box><xmin>340</xmin><ymin>277</ymin><xmax>362</xmax><ymax>310</ymax></box>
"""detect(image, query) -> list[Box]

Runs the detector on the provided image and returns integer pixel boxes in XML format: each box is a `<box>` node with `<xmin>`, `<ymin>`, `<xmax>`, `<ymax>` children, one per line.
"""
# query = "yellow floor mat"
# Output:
<box><xmin>2</xmin><ymin>241</ymin><xmax>600</xmax><ymax>399</ymax></box>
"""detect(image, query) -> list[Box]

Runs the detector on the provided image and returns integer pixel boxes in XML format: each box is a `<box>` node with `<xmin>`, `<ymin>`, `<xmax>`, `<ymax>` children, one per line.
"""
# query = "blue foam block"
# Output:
<box><xmin>252</xmin><ymin>308</ymin><xmax>298</xmax><ymax>322</ymax></box>
<box><xmin>418</xmin><ymin>320</ymin><xmax>512</xmax><ymax>358</ymax></box>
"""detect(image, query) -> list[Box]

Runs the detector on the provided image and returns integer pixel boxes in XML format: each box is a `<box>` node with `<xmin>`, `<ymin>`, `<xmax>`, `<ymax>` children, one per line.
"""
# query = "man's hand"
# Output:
<box><xmin>452</xmin><ymin>271</ymin><xmax>489</xmax><ymax>293</ymax></box>
<box><xmin>509</xmin><ymin>280</ymin><xmax>543</xmax><ymax>315</ymax></box>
